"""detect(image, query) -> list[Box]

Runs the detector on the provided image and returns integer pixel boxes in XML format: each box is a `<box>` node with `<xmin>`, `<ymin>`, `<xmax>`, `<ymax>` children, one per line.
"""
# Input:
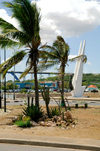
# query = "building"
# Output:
<box><xmin>16</xmin><ymin>82</ymin><xmax>33</xmax><ymax>89</ymax></box>
<box><xmin>15</xmin><ymin>81</ymin><xmax>58</xmax><ymax>90</ymax></box>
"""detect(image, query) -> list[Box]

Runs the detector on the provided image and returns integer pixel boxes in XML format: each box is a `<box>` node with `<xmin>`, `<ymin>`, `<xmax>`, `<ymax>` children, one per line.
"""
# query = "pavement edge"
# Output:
<box><xmin>0</xmin><ymin>138</ymin><xmax>100</xmax><ymax>150</ymax></box>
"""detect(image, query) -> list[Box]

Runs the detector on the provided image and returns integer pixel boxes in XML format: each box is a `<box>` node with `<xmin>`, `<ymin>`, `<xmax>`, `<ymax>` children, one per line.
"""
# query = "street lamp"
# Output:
<box><xmin>0</xmin><ymin>49</ymin><xmax>2</xmax><ymax>108</ymax></box>
<box><xmin>13</xmin><ymin>49</ymin><xmax>15</xmax><ymax>100</ymax></box>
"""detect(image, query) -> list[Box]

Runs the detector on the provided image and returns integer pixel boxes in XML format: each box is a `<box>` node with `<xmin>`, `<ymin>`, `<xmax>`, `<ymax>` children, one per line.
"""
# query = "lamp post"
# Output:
<box><xmin>13</xmin><ymin>49</ymin><xmax>15</xmax><ymax>100</ymax></box>
<box><xmin>4</xmin><ymin>48</ymin><xmax>6</xmax><ymax>112</ymax></box>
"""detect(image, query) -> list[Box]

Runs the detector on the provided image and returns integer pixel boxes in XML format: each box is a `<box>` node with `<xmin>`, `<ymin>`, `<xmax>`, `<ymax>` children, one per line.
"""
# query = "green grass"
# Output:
<box><xmin>15</xmin><ymin>120</ymin><xmax>32</xmax><ymax>128</ymax></box>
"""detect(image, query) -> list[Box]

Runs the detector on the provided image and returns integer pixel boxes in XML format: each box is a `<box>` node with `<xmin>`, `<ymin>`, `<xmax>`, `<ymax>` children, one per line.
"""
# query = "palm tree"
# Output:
<box><xmin>40</xmin><ymin>36</ymin><xmax>70</xmax><ymax>106</ymax></box>
<box><xmin>0</xmin><ymin>0</ymin><xmax>41</xmax><ymax>108</ymax></box>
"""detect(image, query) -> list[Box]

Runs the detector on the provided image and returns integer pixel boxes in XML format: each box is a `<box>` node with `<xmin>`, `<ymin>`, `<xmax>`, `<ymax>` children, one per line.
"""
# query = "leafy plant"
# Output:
<box><xmin>17</xmin><ymin>114</ymin><xmax>23</xmax><ymax>121</ymax></box>
<box><xmin>15</xmin><ymin>116</ymin><xmax>31</xmax><ymax>128</ymax></box>
<box><xmin>20</xmin><ymin>88</ymin><xmax>27</xmax><ymax>93</ymax></box>
<box><xmin>23</xmin><ymin>105</ymin><xmax>43</xmax><ymax>122</ymax></box>
<box><xmin>15</xmin><ymin>120</ymin><xmax>31</xmax><ymax>128</ymax></box>
<box><xmin>50</xmin><ymin>107</ymin><xmax>61</xmax><ymax>117</ymax></box>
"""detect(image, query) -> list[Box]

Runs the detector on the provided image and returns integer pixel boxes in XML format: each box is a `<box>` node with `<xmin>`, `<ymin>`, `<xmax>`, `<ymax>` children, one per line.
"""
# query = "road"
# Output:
<box><xmin>0</xmin><ymin>143</ymin><xmax>88</xmax><ymax>151</ymax></box>
<box><xmin>5</xmin><ymin>99</ymin><xmax>100</xmax><ymax>107</ymax></box>
<box><xmin>2</xmin><ymin>93</ymin><xmax>100</xmax><ymax>106</ymax></box>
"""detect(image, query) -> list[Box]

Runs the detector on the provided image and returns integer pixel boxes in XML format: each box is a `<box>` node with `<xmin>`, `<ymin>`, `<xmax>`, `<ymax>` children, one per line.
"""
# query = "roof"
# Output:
<box><xmin>88</xmin><ymin>85</ymin><xmax>97</xmax><ymax>88</ymax></box>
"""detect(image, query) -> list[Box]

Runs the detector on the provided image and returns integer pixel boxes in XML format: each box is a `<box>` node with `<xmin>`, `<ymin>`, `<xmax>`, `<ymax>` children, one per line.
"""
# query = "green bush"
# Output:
<box><xmin>15</xmin><ymin>120</ymin><xmax>31</xmax><ymax>128</ymax></box>
<box><xmin>23</xmin><ymin>105</ymin><xmax>43</xmax><ymax>122</ymax></box>
<box><xmin>20</xmin><ymin>88</ymin><xmax>27</xmax><ymax>93</ymax></box>
<box><xmin>50</xmin><ymin>107</ymin><xmax>61</xmax><ymax>117</ymax></box>
<box><xmin>22</xmin><ymin>116</ymin><xmax>31</xmax><ymax>121</ymax></box>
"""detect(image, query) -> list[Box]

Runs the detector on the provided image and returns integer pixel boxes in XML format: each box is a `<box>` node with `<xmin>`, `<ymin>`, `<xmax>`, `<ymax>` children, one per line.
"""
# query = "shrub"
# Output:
<box><xmin>20</xmin><ymin>88</ymin><xmax>27</xmax><ymax>93</ymax></box>
<box><xmin>17</xmin><ymin>114</ymin><xmax>23</xmax><ymax>121</ymax></box>
<box><xmin>15</xmin><ymin>116</ymin><xmax>31</xmax><ymax>128</ymax></box>
<box><xmin>15</xmin><ymin>120</ymin><xmax>31</xmax><ymax>128</ymax></box>
<box><xmin>51</xmin><ymin>107</ymin><xmax>61</xmax><ymax>117</ymax></box>
<box><xmin>23</xmin><ymin>105</ymin><xmax>43</xmax><ymax>122</ymax></box>
<box><xmin>22</xmin><ymin>116</ymin><xmax>31</xmax><ymax>121</ymax></box>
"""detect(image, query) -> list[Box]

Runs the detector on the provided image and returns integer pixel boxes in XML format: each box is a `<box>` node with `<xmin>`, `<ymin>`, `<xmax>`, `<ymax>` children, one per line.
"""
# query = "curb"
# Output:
<box><xmin>0</xmin><ymin>138</ymin><xmax>100</xmax><ymax>150</ymax></box>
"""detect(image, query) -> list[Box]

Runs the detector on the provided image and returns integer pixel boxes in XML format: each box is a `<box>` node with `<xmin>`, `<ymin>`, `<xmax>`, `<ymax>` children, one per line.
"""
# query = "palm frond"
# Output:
<box><xmin>38</xmin><ymin>60</ymin><xmax>59</xmax><ymax>71</ymax></box>
<box><xmin>53</xmin><ymin>36</ymin><xmax>70</xmax><ymax>59</ymax></box>
<box><xmin>39</xmin><ymin>50</ymin><xmax>47</xmax><ymax>58</ymax></box>
<box><xmin>0</xmin><ymin>17</ymin><xmax>31</xmax><ymax>45</ymax></box>
<box><xmin>0</xmin><ymin>50</ymin><xmax>26</xmax><ymax>78</ymax></box>
<box><xmin>69</xmin><ymin>54</ymin><xmax>87</xmax><ymax>63</ymax></box>
<box><xmin>41</xmin><ymin>45</ymin><xmax>57</xmax><ymax>52</ymax></box>
<box><xmin>20</xmin><ymin>65</ymin><xmax>32</xmax><ymax>79</ymax></box>
<box><xmin>3</xmin><ymin>2</ymin><xmax>13</xmax><ymax>8</ymax></box>
<box><xmin>0</xmin><ymin>17</ymin><xmax>18</xmax><ymax>33</ymax></box>
<box><xmin>4</xmin><ymin>0</ymin><xmax>40</xmax><ymax>40</ymax></box>
<box><xmin>39</xmin><ymin>50</ymin><xmax>58</xmax><ymax>63</ymax></box>
<box><xmin>40</xmin><ymin>50</ymin><xmax>59</xmax><ymax>60</ymax></box>
<box><xmin>0</xmin><ymin>35</ymin><xmax>19</xmax><ymax>48</ymax></box>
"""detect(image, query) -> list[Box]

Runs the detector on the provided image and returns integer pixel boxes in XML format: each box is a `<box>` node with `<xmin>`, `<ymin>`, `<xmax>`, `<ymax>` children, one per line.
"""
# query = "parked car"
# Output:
<box><xmin>27</xmin><ymin>89</ymin><xmax>35</xmax><ymax>93</ymax></box>
<box><xmin>91</xmin><ymin>89</ymin><xmax>98</xmax><ymax>93</ymax></box>
<box><xmin>85</xmin><ymin>88</ymin><xmax>99</xmax><ymax>92</ymax></box>
<box><xmin>8</xmin><ymin>89</ymin><xmax>13</xmax><ymax>93</ymax></box>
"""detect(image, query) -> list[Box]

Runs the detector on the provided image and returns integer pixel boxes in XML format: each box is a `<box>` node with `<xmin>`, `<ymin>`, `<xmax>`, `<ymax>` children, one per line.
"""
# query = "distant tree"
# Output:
<box><xmin>6</xmin><ymin>83</ymin><xmax>18</xmax><ymax>90</ymax></box>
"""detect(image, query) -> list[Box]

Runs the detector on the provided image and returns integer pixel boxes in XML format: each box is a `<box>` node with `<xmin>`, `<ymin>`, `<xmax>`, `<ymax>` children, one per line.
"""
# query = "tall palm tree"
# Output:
<box><xmin>0</xmin><ymin>0</ymin><xmax>41</xmax><ymax>108</ymax></box>
<box><xmin>40</xmin><ymin>36</ymin><xmax>70</xmax><ymax>106</ymax></box>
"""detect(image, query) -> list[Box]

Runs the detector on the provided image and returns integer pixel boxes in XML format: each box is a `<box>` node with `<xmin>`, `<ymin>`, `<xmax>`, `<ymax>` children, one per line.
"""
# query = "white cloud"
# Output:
<box><xmin>34</xmin><ymin>0</ymin><xmax>100</xmax><ymax>43</ymax></box>
<box><xmin>0</xmin><ymin>0</ymin><xmax>100</xmax><ymax>44</ymax></box>
<box><xmin>0</xmin><ymin>9</ymin><xmax>20</xmax><ymax>29</ymax></box>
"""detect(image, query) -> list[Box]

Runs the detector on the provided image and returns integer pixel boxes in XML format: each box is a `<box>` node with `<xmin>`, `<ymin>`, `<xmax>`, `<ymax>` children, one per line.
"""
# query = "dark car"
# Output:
<box><xmin>91</xmin><ymin>89</ymin><xmax>98</xmax><ymax>93</ymax></box>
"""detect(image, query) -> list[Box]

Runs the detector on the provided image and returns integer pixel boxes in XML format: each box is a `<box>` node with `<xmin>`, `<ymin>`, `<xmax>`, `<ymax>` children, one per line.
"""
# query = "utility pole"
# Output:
<box><xmin>4</xmin><ymin>48</ymin><xmax>6</xmax><ymax>112</ymax></box>
<box><xmin>13</xmin><ymin>49</ymin><xmax>15</xmax><ymax>100</ymax></box>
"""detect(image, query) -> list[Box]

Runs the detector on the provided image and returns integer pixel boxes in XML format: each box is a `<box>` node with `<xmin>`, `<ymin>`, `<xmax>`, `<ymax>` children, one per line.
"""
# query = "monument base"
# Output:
<box><xmin>71</xmin><ymin>86</ymin><xmax>86</xmax><ymax>97</ymax></box>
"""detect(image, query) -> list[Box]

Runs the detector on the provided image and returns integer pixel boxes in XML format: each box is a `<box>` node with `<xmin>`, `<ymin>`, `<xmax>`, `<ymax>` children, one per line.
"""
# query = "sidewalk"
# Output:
<box><xmin>0</xmin><ymin>136</ymin><xmax>100</xmax><ymax>150</ymax></box>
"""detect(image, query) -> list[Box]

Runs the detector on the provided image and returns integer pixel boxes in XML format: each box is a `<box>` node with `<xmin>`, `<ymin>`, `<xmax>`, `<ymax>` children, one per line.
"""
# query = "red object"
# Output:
<box><xmin>88</xmin><ymin>85</ymin><xmax>97</xmax><ymax>88</ymax></box>
<box><xmin>53</xmin><ymin>83</ymin><xmax>55</xmax><ymax>87</ymax></box>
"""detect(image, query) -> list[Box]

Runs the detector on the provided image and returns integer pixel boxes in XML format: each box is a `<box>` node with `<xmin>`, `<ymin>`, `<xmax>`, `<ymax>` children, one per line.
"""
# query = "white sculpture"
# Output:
<box><xmin>71</xmin><ymin>40</ymin><xmax>86</xmax><ymax>97</ymax></box>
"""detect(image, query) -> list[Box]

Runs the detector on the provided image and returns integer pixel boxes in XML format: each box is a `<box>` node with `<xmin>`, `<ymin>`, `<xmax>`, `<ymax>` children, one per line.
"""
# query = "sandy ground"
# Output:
<box><xmin>0</xmin><ymin>105</ymin><xmax>100</xmax><ymax>140</ymax></box>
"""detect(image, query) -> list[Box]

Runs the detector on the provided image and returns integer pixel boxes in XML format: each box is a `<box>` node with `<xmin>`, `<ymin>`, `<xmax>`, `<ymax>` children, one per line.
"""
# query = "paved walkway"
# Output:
<box><xmin>0</xmin><ymin>143</ymin><xmax>88</xmax><ymax>151</ymax></box>
<box><xmin>0</xmin><ymin>136</ymin><xmax>100</xmax><ymax>150</ymax></box>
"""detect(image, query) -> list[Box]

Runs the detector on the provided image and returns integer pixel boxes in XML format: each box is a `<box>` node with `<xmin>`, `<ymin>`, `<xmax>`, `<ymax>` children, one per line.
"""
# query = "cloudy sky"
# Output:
<box><xmin>0</xmin><ymin>0</ymin><xmax>100</xmax><ymax>80</ymax></box>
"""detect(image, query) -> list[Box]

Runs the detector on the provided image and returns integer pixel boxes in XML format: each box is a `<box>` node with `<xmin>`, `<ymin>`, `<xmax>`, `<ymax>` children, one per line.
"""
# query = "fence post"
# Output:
<box><xmin>27</xmin><ymin>95</ymin><xmax>30</xmax><ymax>107</ymax></box>
<box><xmin>31</xmin><ymin>97</ymin><xmax>34</xmax><ymax>106</ymax></box>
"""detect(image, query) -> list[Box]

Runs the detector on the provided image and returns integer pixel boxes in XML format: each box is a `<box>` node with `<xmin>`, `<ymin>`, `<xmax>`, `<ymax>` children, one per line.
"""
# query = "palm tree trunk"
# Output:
<box><xmin>46</xmin><ymin>102</ymin><xmax>50</xmax><ymax>118</ymax></box>
<box><xmin>34</xmin><ymin>62</ymin><xmax>39</xmax><ymax>108</ymax></box>
<box><xmin>61</xmin><ymin>65</ymin><xmax>65</xmax><ymax>106</ymax></box>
